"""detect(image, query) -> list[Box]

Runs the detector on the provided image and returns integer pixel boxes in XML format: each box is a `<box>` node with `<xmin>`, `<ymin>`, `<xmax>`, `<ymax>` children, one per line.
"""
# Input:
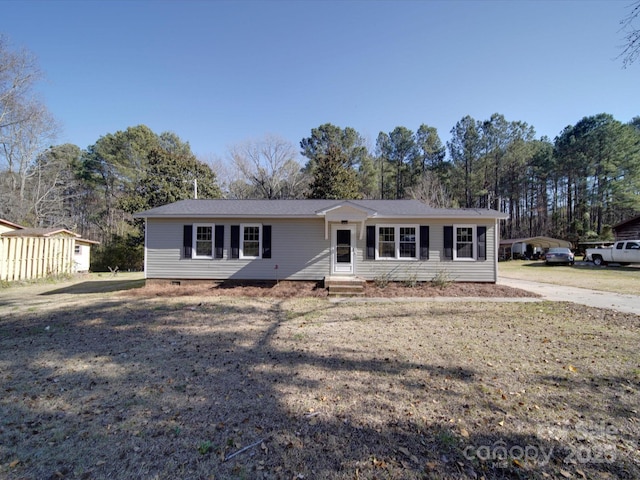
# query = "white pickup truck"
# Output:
<box><xmin>586</xmin><ymin>240</ymin><xmax>640</xmax><ymax>266</ymax></box>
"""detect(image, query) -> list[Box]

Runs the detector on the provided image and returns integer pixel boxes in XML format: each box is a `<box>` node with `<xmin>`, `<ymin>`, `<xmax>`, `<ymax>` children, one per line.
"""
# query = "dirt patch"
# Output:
<box><xmin>127</xmin><ymin>280</ymin><xmax>539</xmax><ymax>299</ymax></box>
<box><xmin>363</xmin><ymin>281</ymin><xmax>537</xmax><ymax>298</ymax></box>
<box><xmin>1</xmin><ymin>296</ymin><xmax>637</xmax><ymax>480</ymax></box>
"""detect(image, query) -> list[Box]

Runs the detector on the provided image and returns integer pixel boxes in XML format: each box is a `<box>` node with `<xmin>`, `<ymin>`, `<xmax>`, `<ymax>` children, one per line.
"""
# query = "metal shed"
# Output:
<box><xmin>499</xmin><ymin>236</ymin><xmax>572</xmax><ymax>260</ymax></box>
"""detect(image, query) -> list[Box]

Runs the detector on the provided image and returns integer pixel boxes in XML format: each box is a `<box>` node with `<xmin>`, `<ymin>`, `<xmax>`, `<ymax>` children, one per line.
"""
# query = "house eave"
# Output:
<box><xmin>133</xmin><ymin>213</ymin><xmax>322</xmax><ymax>219</ymax></box>
<box><xmin>135</xmin><ymin>213</ymin><xmax>508</xmax><ymax>221</ymax></box>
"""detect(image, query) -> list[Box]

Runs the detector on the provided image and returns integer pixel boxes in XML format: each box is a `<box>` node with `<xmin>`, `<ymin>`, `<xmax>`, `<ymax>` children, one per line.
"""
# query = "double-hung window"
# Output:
<box><xmin>193</xmin><ymin>224</ymin><xmax>214</xmax><ymax>258</ymax></box>
<box><xmin>378</xmin><ymin>227</ymin><xmax>396</xmax><ymax>258</ymax></box>
<box><xmin>240</xmin><ymin>224</ymin><xmax>262</xmax><ymax>259</ymax></box>
<box><xmin>399</xmin><ymin>227</ymin><xmax>417</xmax><ymax>258</ymax></box>
<box><xmin>454</xmin><ymin>225</ymin><xmax>475</xmax><ymax>260</ymax></box>
<box><xmin>376</xmin><ymin>225</ymin><xmax>418</xmax><ymax>260</ymax></box>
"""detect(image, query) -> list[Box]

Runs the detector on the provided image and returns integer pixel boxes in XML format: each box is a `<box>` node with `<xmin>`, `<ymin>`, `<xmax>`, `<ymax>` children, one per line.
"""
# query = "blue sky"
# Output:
<box><xmin>2</xmin><ymin>0</ymin><xmax>637</xmax><ymax>161</ymax></box>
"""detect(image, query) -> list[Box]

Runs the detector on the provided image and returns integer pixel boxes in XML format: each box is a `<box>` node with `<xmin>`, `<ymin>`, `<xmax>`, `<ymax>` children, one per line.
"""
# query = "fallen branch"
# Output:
<box><xmin>223</xmin><ymin>437</ymin><xmax>267</xmax><ymax>462</ymax></box>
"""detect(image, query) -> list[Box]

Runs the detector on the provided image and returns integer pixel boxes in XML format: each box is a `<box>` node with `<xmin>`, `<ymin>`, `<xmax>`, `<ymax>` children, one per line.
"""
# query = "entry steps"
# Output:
<box><xmin>324</xmin><ymin>276</ymin><xmax>365</xmax><ymax>297</ymax></box>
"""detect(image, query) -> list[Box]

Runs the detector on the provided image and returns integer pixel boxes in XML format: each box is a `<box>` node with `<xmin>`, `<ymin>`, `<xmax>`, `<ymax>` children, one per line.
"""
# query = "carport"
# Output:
<box><xmin>499</xmin><ymin>236</ymin><xmax>572</xmax><ymax>260</ymax></box>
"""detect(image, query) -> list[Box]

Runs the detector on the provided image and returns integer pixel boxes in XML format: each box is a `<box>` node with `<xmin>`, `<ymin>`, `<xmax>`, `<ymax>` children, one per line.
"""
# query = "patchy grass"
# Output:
<box><xmin>1</xmin><ymin>295</ymin><xmax>638</xmax><ymax>479</ymax></box>
<box><xmin>499</xmin><ymin>260</ymin><xmax>640</xmax><ymax>295</ymax></box>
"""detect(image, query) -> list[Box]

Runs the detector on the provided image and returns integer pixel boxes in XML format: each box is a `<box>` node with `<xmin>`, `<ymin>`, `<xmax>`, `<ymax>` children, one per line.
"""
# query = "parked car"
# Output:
<box><xmin>585</xmin><ymin>240</ymin><xmax>640</xmax><ymax>266</ymax></box>
<box><xmin>545</xmin><ymin>247</ymin><xmax>574</xmax><ymax>266</ymax></box>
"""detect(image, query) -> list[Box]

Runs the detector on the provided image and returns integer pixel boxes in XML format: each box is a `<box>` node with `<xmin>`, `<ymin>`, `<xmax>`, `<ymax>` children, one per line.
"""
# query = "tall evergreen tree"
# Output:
<box><xmin>307</xmin><ymin>145</ymin><xmax>361</xmax><ymax>199</ymax></box>
<box><xmin>376</xmin><ymin>126</ymin><xmax>416</xmax><ymax>199</ymax></box>
<box><xmin>122</xmin><ymin>147</ymin><xmax>221</xmax><ymax>214</ymax></box>
<box><xmin>448</xmin><ymin>116</ymin><xmax>481</xmax><ymax>208</ymax></box>
<box><xmin>414</xmin><ymin>124</ymin><xmax>446</xmax><ymax>175</ymax></box>
<box><xmin>301</xmin><ymin>123</ymin><xmax>371</xmax><ymax>195</ymax></box>
<box><xmin>554</xmin><ymin>113</ymin><xmax>640</xmax><ymax>239</ymax></box>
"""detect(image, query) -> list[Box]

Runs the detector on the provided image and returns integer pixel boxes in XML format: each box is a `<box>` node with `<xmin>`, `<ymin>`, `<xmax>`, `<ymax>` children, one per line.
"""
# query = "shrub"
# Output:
<box><xmin>373</xmin><ymin>271</ymin><xmax>393</xmax><ymax>289</ymax></box>
<box><xmin>431</xmin><ymin>269</ymin><xmax>452</xmax><ymax>289</ymax></box>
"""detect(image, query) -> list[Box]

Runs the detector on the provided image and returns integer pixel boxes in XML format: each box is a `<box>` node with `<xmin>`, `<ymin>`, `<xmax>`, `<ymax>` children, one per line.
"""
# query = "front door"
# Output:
<box><xmin>331</xmin><ymin>225</ymin><xmax>356</xmax><ymax>275</ymax></box>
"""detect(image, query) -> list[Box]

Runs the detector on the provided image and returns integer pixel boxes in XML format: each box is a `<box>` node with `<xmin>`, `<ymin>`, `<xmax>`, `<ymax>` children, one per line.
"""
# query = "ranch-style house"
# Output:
<box><xmin>134</xmin><ymin>199</ymin><xmax>508</xmax><ymax>286</ymax></box>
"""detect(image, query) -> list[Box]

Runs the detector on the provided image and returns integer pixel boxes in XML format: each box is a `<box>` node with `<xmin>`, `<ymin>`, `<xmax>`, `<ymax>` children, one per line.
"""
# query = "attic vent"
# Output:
<box><xmin>171</xmin><ymin>281</ymin><xmax>181</xmax><ymax>286</ymax></box>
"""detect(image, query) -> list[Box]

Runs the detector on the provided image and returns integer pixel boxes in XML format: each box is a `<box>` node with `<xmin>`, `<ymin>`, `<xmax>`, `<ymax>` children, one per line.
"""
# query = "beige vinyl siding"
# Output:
<box><xmin>145</xmin><ymin>217</ymin><xmax>330</xmax><ymax>280</ymax></box>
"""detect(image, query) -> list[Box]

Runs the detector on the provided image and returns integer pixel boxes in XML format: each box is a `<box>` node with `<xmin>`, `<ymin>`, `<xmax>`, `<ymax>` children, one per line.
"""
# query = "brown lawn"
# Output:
<box><xmin>1</xmin><ymin>285</ymin><xmax>638</xmax><ymax>479</ymax></box>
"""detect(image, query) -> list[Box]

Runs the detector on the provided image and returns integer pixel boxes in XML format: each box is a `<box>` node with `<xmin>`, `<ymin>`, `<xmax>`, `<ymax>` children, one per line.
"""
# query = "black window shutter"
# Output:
<box><xmin>444</xmin><ymin>226</ymin><xmax>453</xmax><ymax>260</ymax></box>
<box><xmin>366</xmin><ymin>226</ymin><xmax>375</xmax><ymax>259</ymax></box>
<box><xmin>215</xmin><ymin>225</ymin><xmax>224</xmax><ymax>259</ymax></box>
<box><xmin>262</xmin><ymin>225</ymin><xmax>272</xmax><ymax>258</ymax></box>
<box><xmin>230</xmin><ymin>225</ymin><xmax>240</xmax><ymax>259</ymax></box>
<box><xmin>477</xmin><ymin>226</ymin><xmax>487</xmax><ymax>260</ymax></box>
<box><xmin>420</xmin><ymin>225</ymin><xmax>429</xmax><ymax>260</ymax></box>
<box><xmin>183</xmin><ymin>225</ymin><xmax>193</xmax><ymax>258</ymax></box>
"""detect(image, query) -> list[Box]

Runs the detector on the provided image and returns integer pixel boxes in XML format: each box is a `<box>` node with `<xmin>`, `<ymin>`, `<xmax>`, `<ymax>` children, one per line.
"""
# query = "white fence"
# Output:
<box><xmin>0</xmin><ymin>236</ymin><xmax>75</xmax><ymax>282</ymax></box>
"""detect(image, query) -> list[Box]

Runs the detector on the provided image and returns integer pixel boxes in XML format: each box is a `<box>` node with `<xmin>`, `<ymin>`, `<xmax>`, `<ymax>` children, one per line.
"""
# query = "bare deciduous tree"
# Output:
<box><xmin>0</xmin><ymin>102</ymin><xmax>59</xmax><ymax>224</ymax></box>
<box><xmin>227</xmin><ymin>135</ymin><xmax>307</xmax><ymax>199</ymax></box>
<box><xmin>0</xmin><ymin>35</ymin><xmax>62</xmax><ymax>226</ymax></box>
<box><xmin>620</xmin><ymin>0</ymin><xmax>640</xmax><ymax>67</ymax></box>
<box><xmin>29</xmin><ymin>144</ymin><xmax>82</xmax><ymax>228</ymax></box>
<box><xmin>407</xmin><ymin>170</ymin><xmax>454</xmax><ymax>208</ymax></box>
<box><xmin>0</xmin><ymin>35</ymin><xmax>43</xmax><ymax>132</ymax></box>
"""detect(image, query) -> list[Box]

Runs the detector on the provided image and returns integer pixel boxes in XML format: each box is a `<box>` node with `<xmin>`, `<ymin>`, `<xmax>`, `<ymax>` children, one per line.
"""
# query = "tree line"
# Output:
<box><xmin>293</xmin><ymin>116</ymin><xmax>640</xmax><ymax>245</ymax></box>
<box><xmin>1</xmin><ymin>37</ymin><xmax>639</xmax><ymax>270</ymax></box>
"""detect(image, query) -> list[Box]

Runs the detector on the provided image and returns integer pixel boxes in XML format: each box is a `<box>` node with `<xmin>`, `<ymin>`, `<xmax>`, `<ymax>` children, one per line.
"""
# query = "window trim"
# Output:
<box><xmin>239</xmin><ymin>223</ymin><xmax>262</xmax><ymax>259</ymax></box>
<box><xmin>374</xmin><ymin>224</ymin><xmax>419</xmax><ymax>260</ymax></box>
<box><xmin>453</xmin><ymin>224</ymin><xmax>476</xmax><ymax>261</ymax></box>
<box><xmin>192</xmin><ymin>223</ymin><xmax>215</xmax><ymax>259</ymax></box>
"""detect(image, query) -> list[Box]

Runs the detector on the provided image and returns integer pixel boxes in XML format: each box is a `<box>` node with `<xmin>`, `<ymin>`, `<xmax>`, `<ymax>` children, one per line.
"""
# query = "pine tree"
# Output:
<box><xmin>307</xmin><ymin>145</ymin><xmax>361</xmax><ymax>199</ymax></box>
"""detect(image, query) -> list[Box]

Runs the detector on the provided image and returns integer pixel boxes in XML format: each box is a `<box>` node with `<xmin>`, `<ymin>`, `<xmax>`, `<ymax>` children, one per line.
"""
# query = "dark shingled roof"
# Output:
<box><xmin>134</xmin><ymin>199</ymin><xmax>508</xmax><ymax>219</ymax></box>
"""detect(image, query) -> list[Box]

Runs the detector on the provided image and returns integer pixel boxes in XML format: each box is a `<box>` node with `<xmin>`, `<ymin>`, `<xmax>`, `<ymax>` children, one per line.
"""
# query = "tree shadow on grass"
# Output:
<box><xmin>40</xmin><ymin>279</ymin><xmax>146</xmax><ymax>295</ymax></box>
<box><xmin>0</xmin><ymin>297</ymin><xmax>638</xmax><ymax>479</ymax></box>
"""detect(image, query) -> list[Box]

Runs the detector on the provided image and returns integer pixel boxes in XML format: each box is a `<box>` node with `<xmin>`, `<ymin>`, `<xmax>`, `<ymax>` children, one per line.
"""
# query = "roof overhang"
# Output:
<box><xmin>0</xmin><ymin>218</ymin><xmax>25</xmax><ymax>230</ymax></box>
<box><xmin>1</xmin><ymin>228</ymin><xmax>81</xmax><ymax>238</ymax></box>
<box><xmin>76</xmin><ymin>238</ymin><xmax>100</xmax><ymax>245</ymax></box>
<box><xmin>500</xmin><ymin>236</ymin><xmax>572</xmax><ymax>249</ymax></box>
<box><xmin>613</xmin><ymin>214</ymin><xmax>640</xmax><ymax>231</ymax></box>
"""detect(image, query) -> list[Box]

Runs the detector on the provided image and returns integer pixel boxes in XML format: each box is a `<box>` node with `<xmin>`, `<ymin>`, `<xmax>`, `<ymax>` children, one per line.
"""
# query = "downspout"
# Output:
<box><xmin>494</xmin><ymin>218</ymin><xmax>499</xmax><ymax>283</ymax></box>
<box><xmin>144</xmin><ymin>218</ymin><xmax>148</xmax><ymax>279</ymax></box>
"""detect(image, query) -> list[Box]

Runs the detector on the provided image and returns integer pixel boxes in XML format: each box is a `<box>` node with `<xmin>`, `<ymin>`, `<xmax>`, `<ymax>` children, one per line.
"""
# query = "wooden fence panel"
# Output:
<box><xmin>0</xmin><ymin>236</ymin><xmax>76</xmax><ymax>282</ymax></box>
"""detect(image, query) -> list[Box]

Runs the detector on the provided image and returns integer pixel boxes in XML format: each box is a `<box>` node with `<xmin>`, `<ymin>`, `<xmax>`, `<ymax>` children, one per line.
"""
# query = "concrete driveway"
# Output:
<box><xmin>498</xmin><ymin>276</ymin><xmax>640</xmax><ymax>315</ymax></box>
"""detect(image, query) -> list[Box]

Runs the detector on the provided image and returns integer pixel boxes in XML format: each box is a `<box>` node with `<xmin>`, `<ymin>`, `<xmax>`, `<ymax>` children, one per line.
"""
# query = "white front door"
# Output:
<box><xmin>331</xmin><ymin>225</ymin><xmax>356</xmax><ymax>275</ymax></box>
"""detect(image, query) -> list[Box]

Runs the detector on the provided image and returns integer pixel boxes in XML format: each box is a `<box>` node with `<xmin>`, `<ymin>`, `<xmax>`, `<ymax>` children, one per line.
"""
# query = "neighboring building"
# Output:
<box><xmin>134</xmin><ymin>199</ymin><xmax>509</xmax><ymax>285</ymax></box>
<box><xmin>613</xmin><ymin>215</ymin><xmax>640</xmax><ymax>241</ymax></box>
<box><xmin>74</xmin><ymin>238</ymin><xmax>101</xmax><ymax>273</ymax></box>
<box><xmin>0</xmin><ymin>219</ymin><xmax>99</xmax><ymax>281</ymax></box>
<box><xmin>0</xmin><ymin>218</ymin><xmax>24</xmax><ymax>235</ymax></box>
<box><xmin>499</xmin><ymin>236</ymin><xmax>572</xmax><ymax>260</ymax></box>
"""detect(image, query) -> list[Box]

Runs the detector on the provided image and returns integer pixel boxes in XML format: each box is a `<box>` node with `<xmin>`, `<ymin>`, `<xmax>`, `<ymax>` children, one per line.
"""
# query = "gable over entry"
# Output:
<box><xmin>315</xmin><ymin>201</ymin><xmax>377</xmax><ymax>240</ymax></box>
